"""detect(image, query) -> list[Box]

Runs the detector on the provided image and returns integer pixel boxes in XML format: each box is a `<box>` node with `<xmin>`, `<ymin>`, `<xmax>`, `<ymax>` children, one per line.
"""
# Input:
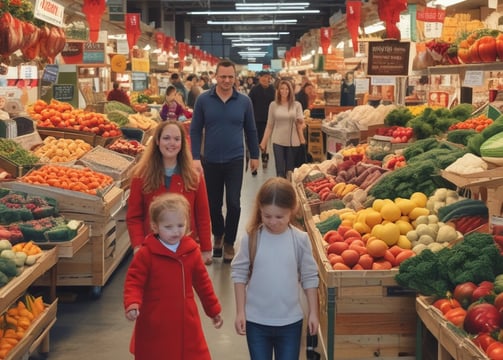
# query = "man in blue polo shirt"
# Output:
<box><xmin>190</xmin><ymin>59</ymin><xmax>259</xmax><ymax>263</ymax></box>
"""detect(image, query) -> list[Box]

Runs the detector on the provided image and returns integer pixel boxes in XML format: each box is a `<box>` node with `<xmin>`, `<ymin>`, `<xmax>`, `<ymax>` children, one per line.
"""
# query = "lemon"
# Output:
<box><xmin>380</xmin><ymin>203</ymin><xmax>402</xmax><ymax>222</ymax></box>
<box><xmin>395</xmin><ymin>220</ymin><xmax>414</xmax><ymax>235</ymax></box>
<box><xmin>372</xmin><ymin>199</ymin><xmax>386</xmax><ymax>212</ymax></box>
<box><xmin>365</xmin><ymin>210</ymin><xmax>382</xmax><ymax>228</ymax></box>
<box><xmin>397</xmin><ymin>235</ymin><xmax>412</xmax><ymax>249</ymax></box>
<box><xmin>410</xmin><ymin>192</ymin><xmax>428</xmax><ymax>208</ymax></box>
<box><xmin>353</xmin><ymin>221</ymin><xmax>371</xmax><ymax>235</ymax></box>
<box><xmin>395</xmin><ymin>199</ymin><xmax>417</xmax><ymax>216</ymax></box>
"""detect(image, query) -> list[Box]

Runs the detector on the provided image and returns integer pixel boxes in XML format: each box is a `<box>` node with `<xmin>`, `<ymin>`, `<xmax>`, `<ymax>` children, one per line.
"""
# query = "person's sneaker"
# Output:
<box><xmin>223</xmin><ymin>243</ymin><xmax>235</xmax><ymax>263</ymax></box>
<box><xmin>251</xmin><ymin>170</ymin><xmax>257</xmax><ymax>176</ymax></box>
<box><xmin>213</xmin><ymin>236</ymin><xmax>223</xmax><ymax>258</ymax></box>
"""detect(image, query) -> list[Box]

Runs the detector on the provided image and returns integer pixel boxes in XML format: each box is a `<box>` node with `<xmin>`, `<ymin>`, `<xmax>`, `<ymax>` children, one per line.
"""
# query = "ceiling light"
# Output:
<box><xmin>222</xmin><ymin>32</ymin><xmax>290</xmax><ymax>36</ymax></box>
<box><xmin>235</xmin><ymin>2</ymin><xmax>310</xmax><ymax>9</ymax></box>
<box><xmin>426</xmin><ymin>0</ymin><xmax>464</xmax><ymax>7</ymax></box>
<box><xmin>364</xmin><ymin>21</ymin><xmax>385</xmax><ymax>34</ymax></box>
<box><xmin>189</xmin><ymin>10</ymin><xmax>318</xmax><ymax>15</ymax></box>
<box><xmin>232</xmin><ymin>43</ymin><xmax>273</xmax><ymax>47</ymax></box>
<box><xmin>231</xmin><ymin>37</ymin><xmax>280</xmax><ymax>41</ymax></box>
<box><xmin>208</xmin><ymin>19</ymin><xmax>296</xmax><ymax>25</ymax></box>
<box><xmin>247</xmin><ymin>47</ymin><xmax>262</xmax><ymax>51</ymax></box>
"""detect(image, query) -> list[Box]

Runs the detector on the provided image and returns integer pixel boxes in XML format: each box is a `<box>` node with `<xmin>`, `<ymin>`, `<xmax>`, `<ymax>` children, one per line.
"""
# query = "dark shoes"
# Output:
<box><xmin>251</xmin><ymin>170</ymin><xmax>257</xmax><ymax>176</ymax></box>
<box><xmin>262</xmin><ymin>153</ymin><xmax>269</xmax><ymax>169</ymax></box>
<box><xmin>213</xmin><ymin>236</ymin><xmax>223</xmax><ymax>258</ymax></box>
<box><xmin>223</xmin><ymin>243</ymin><xmax>235</xmax><ymax>263</ymax></box>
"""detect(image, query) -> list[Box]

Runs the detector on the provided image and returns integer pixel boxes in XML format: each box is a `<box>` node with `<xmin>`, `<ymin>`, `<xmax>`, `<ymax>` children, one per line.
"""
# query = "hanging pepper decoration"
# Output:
<box><xmin>125</xmin><ymin>13</ymin><xmax>141</xmax><ymax>51</ymax></box>
<box><xmin>346</xmin><ymin>1</ymin><xmax>362</xmax><ymax>55</ymax></box>
<box><xmin>82</xmin><ymin>0</ymin><xmax>106</xmax><ymax>43</ymax></box>
<box><xmin>378</xmin><ymin>0</ymin><xmax>407</xmax><ymax>40</ymax></box>
<box><xmin>320</xmin><ymin>27</ymin><xmax>332</xmax><ymax>55</ymax></box>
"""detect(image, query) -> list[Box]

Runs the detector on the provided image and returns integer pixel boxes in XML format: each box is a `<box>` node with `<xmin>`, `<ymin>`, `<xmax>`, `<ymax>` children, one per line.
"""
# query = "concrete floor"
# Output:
<box><xmin>29</xmin><ymin>159</ymin><xmax>311</xmax><ymax>360</ymax></box>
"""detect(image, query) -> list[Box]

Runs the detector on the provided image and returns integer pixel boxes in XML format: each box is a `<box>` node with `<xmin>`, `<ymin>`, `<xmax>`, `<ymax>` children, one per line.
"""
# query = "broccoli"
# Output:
<box><xmin>450</xmin><ymin>103</ymin><xmax>474</xmax><ymax>121</ymax></box>
<box><xmin>384</xmin><ymin>107</ymin><xmax>414</xmax><ymax>127</ymax></box>
<box><xmin>402</xmin><ymin>138</ymin><xmax>439</xmax><ymax>160</ymax></box>
<box><xmin>396</xmin><ymin>232</ymin><xmax>503</xmax><ymax>296</ymax></box>
<box><xmin>407</xmin><ymin>117</ymin><xmax>434</xmax><ymax>139</ymax></box>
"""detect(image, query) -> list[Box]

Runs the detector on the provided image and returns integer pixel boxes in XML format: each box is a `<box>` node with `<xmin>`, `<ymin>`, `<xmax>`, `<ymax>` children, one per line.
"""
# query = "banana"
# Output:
<box><xmin>332</xmin><ymin>182</ymin><xmax>346</xmax><ymax>196</ymax></box>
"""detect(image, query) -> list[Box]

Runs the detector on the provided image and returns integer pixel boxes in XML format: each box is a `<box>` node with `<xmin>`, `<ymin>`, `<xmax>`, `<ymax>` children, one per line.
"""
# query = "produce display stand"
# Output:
<box><xmin>0</xmin><ymin>248</ymin><xmax>58</xmax><ymax>359</ymax></box>
<box><xmin>416</xmin><ymin>296</ymin><xmax>487</xmax><ymax>360</ymax></box>
<box><xmin>296</xmin><ymin>184</ymin><xmax>417</xmax><ymax>360</ymax></box>
<box><xmin>1</xmin><ymin>181</ymin><xmax>129</xmax><ymax>297</ymax></box>
<box><xmin>36</xmin><ymin>223</ymin><xmax>90</xmax><ymax>258</ymax></box>
<box><xmin>441</xmin><ymin>167</ymin><xmax>503</xmax><ymax>226</ymax></box>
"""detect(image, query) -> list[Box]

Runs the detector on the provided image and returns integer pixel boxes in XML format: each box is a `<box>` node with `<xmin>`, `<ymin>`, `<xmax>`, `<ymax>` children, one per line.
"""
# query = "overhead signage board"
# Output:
<box><xmin>34</xmin><ymin>0</ymin><xmax>64</xmax><ymax>27</ymax></box>
<box><xmin>367</xmin><ymin>41</ymin><xmax>410</xmax><ymax>76</ymax></box>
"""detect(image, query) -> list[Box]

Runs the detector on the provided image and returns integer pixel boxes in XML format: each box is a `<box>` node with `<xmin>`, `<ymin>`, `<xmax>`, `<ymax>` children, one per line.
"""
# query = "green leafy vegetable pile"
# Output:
<box><xmin>395</xmin><ymin>232</ymin><xmax>503</xmax><ymax>297</ymax></box>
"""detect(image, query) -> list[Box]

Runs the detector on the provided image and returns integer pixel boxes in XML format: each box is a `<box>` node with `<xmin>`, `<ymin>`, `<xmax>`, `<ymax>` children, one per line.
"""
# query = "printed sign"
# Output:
<box><xmin>53</xmin><ymin>84</ymin><xmax>74</xmax><ymax>101</ymax></box>
<box><xmin>368</xmin><ymin>41</ymin><xmax>410</xmax><ymax>76</ymax></box>
<box><xmin>34</xmin><ymin>0</ymin><xmax>64</xmax><ymax>27</ymax></box>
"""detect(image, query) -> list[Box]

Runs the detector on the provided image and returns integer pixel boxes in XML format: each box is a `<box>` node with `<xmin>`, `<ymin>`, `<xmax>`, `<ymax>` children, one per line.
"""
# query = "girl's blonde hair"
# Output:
<box><xmin>130</xmin><ymin>121</ymin><xmax>199</xmax><ymax>193</ymax></box>
<box><xmin>246</xmin><ymin>177</ymin><xmax>299</xmax><ymax>239</ymax></box>
<box><xmin>149</xmin><ymin>193</ymin><xmax>191</xmax><ymax>235</ymax></box>
<box><xmin>275</xmin><ymin>79</ymin><xmax>295</xmax><ymax>109</ymax></box>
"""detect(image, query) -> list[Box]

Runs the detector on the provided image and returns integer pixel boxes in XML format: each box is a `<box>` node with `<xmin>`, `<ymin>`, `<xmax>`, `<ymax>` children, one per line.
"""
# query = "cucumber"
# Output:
<box><xmin>438</xmin><ymin>198</ymin><xmax>488</xmax><ymax>222</ymax></box>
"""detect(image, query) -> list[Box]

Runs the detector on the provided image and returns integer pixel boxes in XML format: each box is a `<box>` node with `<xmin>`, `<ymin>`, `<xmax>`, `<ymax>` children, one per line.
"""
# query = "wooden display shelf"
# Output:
<box><xmin>441</xmin><ymin>168</ymin><xmax>503</xmax><ymax>226</ymax></box>
<box><xmin>35</xmin><ymin>217</ymin><xmax>130</xmax><ymax>287</ymax></box>
<box><xmin>416</xmin><ymin>296</ymin><xmax>488</xmax><ymax>360</ymax></box>
<box><xmin>35</xmin><ymin>224</ymin><xmax>89</xmax><ymax>258</ymax></box>
<box><xmin>0</xmin><ymin>248</ymin><xmax>57</xmax><ymax>311</ymax></box>
<box><xmin>303</xmin><ymin>214</ymin><xmax>416</xmax><ymax>360</ymax></box>
<box><xmin>5</xmin><ymin>299</ymin><xmax>58</xmax><ymax>360</ymax></box>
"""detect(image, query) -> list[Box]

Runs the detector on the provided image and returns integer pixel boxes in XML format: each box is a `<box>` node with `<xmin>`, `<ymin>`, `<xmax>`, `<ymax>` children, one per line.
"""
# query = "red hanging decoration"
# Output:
<box><xmin>82</xmin><ymin>0</ymin><xmax>106</xmax><ymax>43</ymax></box>
<box><xmin>177</xmin><ymin>42</ymin><xmax>187</xmax><ymax>69</ymax></box>
<box><xmin>346</xmin><ymin>1</ymin><xmax>362</xmax><ymax>55</ymax></box>
<box><xmin>320</xmin><ymin>27</ymin><xmax>332</xmax><ymax>55</ymax></box>
<box><xmin>164</xmin><ymin>36</ymin><xmax>175</xmax><ymax>53</ymax></box>
<box><xmin>154</xmin><ymin>31</ymin><xmax>165</xmax><ymax>49</ymax></box>
<box><xmin>125</xmin><ymin>13</ymin><xmax>141</xmax><ymax>50</ymax></box>
<box><xmin>377</xmin><ymin>0</ymin><xmax>407</xmax><ymax>40</ymax></box>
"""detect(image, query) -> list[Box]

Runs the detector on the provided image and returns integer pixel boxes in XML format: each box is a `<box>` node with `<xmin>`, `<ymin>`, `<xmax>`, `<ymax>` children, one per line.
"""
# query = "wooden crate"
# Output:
<box><xmin>2</xmin><ymin>181</ymin><xmax>125</xmax><ymax>221</ymax></box>
<box><xmin>35</xmin><ymin>223</ymin><xmax>89</xmax><ymax>258</ymax></box>
<box><xmin>37</xmin><ymin>127</ymin><xmax>119</xmax><ymax>147</ymax></box>
<box><xmin>416</xmin><ymin>296</ymin><xmax>488</xmax><ymax>360</ymax></box>
<box><xmin>305</xmin><ymin>216</ymin><xmax>416</xmax><ymax>360</ymax></box>
<box><xmin>441</xmin><ymin>168</ymin><xmax>503</xmax><ymax>228</ymax></box>
<box><xmin>35</xmin><ymin>218</ymin><xmax>130</xmax><ymax>287</ymax></box>
<box><xmin>5</xmin><ymin>299</ymin><xmax>58</xmax><ymax>360</ymax></box>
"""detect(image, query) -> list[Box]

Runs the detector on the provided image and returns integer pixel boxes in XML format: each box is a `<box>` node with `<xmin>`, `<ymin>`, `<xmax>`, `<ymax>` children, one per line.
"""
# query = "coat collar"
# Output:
<box><xmin>143</xmin><ymin>233</ymin><xmax>198</xmax><ymax>256</ymax></box>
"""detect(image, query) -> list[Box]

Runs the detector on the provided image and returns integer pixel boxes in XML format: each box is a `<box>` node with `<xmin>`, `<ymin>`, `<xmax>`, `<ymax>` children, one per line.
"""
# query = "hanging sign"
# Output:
<box><xmin>41</xmin><ymin>65</ymin><xmax>59</xmax><ymax>84</ymax></box>
<box><xmin>132</xmin><ymin>58</ymin><xmax>150</xmax><ymax>73</ymax></box>
<box><xmin>463</xmin><ymin>71</ymin><xmax>484</xmax><ymax>87</ymax></box>
<box><xmin>367</xmin><ymin>41</ymin><xmax>410</xmax><ymax>76</ymax></box>
<box><xmin>34</xmin><ymin>0</ymin><xmax>64</xmax><ymax>27</ymax></box>
<box><xmin>83</xmin><ymin>42</ymin><xmax>105</xmax><ymax>64</ymax></box>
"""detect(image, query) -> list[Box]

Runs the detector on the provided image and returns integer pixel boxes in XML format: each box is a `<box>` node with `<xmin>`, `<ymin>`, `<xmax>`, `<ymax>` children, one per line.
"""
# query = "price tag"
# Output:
<box><xmin>19</xmin><ymin>65</ymin><xmax>38</xmax><ymax>79</ymax></box>
<box><xmin>53</xmin><ymin>84</ymin><xmax>74</xmax><ymax>101</ymax></box>
<box><xmin>463</xmin><ymin>71</ymin><xmax>484</xmax><ymax>87</ymax></box>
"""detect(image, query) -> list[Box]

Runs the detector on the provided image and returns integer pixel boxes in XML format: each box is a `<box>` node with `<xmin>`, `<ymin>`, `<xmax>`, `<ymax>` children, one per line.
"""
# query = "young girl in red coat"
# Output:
<box><xmin>126</xmin><ymin>120</ymin><xmax>213</xmax><ymax>265</ymax></box>
<box><xmin>124</xmin><ymin>193</ymin><xmax>223</xmax><ymax>360</ymax></box>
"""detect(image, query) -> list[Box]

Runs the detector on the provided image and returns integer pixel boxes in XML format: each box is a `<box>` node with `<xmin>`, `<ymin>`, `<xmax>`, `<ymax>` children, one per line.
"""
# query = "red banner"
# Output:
<box><xmin>346</xmin><ymin>1</ymin><xmax>362</xmax><ymax>55</ymax></box>
<box><xmin>82</xmin><ymin>0</ymin><xmax>106</xmax><ymax>43</ymax></box>
<box><xmin>416</xmin><ymin>7</ymin><xmax>446</xmax><ymax>22</ymax></box>
<box><xmin>125</xmin><ymin>13</ymin><xmax>141</xmax><ymax>50</ymax></box>
<box><xmin>320</xmin><ymin>27</ymin><xmax>332</xmax><ymax>55</ymax></box>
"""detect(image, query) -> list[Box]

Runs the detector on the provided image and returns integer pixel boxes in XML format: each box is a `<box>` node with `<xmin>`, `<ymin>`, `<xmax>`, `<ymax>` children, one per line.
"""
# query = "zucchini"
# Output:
<box><xmin>437</xmin><ymin>198</ymin><xmax>488</xmax><ymax>222</ymax></box>
<box><xmin>315</xmin><ymin>214</ymin><xmax>341</xmax><ymax>236</ymax></box>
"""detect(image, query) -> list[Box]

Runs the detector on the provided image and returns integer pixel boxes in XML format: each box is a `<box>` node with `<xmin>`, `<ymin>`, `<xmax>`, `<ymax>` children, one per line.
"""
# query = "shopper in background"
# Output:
<box><xmin>126</xmin><ymin>121</ymin><xmax>213</xmax><ymax>265</ymax></box>
<box><xmin>186</xmin><ymin>73</ymin><xmax>202</xmax><ymax>108</ymax></box>
<box><xmin>160</xmin><ymin>85</ymin><xmax>185</xmax><ymax>121</ymax></box>
<box><xmin>296</xmin><ymin>82</ymin><xmax>316</xmax><ymax>111</ymax></box>
<box><xmin>260</xmin><ymin>80</ymin><xmax>305</xmax><ymax>178</ymax></box>
<box><xmin>244</xmin><ymin>76</ymin><xmax>255</xmax><ymax>94</ymax></box>
<box><xmin>231</xmin><ymin>177</ymin><xmax>319</xmax><ymax>360</ymax></box>
<box><xmin>248</xmin><ymin>71</ymin><xmax>275</xmax><ymax>173</ymax></box>
<box><xmin>124</xmin><ymin>193</ymin><xmax>223</xmax><ymax>360</ymax></box>
<box><xmin>190</xmin><ymin>59</ymin><xmax>259</xmax><ymax>263</ymax></box>
<box><xmin>340</xmin><ymin>71</ymin><xmax>356</xmax><ymax>106</ymax></box>
<box><xmin>200</xmin><ymin>74</ymin><xmax>211</xmax><ymax>90</ymax></box>
<box><xmin>170</xmin><ymin>72</ymin><xmax>187</xmax><ymax>102</ymax></box>
<box><xmin>107</xmin><ymin>81</ymin><xmax>131</xmax><ymax>106</ymax></box>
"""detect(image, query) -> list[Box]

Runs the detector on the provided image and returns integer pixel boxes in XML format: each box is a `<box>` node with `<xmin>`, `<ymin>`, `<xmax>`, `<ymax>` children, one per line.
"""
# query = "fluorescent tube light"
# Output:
<box><xmin>189</xmin><ymin>10</ymin><xmax>318</xmax><ymax>15</ymax></box>
<box><xmin>236</xmin><ymin>2</ymin><xmax>310</xmax><ymax>9</ymax></box>
<box><xmin>232</xmin><ymin>43</ymin><xmax>273</xmax><ymax>47</ymax></box>
<box><xmin>231</xmin><ymin>37</ymin><xmax>280</xmax><ymax>41</ymax></box>
<box><xmin>222</xmin><ymin>32</ymin><xmax>290</xmax><ymax>36</ymax></box>
<box><xmin>426</xmin><ymin>0</ymin><xmax>464</xmax><ymax>7</ymax></box>
<box><xmin>208</xmin><ymin>19</ymin><xmax>296</xmax><ymax>25</ymax></box>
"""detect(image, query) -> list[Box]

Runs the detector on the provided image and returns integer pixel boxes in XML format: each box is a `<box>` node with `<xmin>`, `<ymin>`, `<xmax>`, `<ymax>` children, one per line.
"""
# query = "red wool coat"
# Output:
<box><xmin>124</xmin><ymin>234</ymin><xmax>222</xmax><ymax>360</ymax></box>
<box><xmin>126</xmin><ymin>174</ymin><xmax>212</xmax><ymax>252</ymax></box>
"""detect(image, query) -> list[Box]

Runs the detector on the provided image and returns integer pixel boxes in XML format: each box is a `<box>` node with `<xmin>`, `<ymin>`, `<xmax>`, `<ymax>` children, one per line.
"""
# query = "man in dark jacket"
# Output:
<box><xmin>248</xmin><ymin>71</ymin><xmax>275</xmax><ymax>173</ymax></box>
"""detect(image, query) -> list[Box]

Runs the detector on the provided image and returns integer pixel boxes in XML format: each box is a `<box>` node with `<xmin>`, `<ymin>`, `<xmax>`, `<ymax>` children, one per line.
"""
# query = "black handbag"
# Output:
<box><xmin>306</xmin><ymin>334</ymin><xmax>321</xmax><ymax>360</ymax></box>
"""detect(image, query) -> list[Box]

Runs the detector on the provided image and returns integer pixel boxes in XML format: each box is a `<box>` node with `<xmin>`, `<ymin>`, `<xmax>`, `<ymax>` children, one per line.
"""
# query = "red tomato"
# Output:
<box><xmin>472</xmin><ymin>332</ymin><xmax>496</xmax><ymax>351</ymax></box>
<box><xmin>444</xmin><ymin>307</ymin><xmax>467</xmax><ymax>328</ymax></box>
<box><xmin>487</xmin><ymin>342</ymin><xmax>503</xmax><ymax>360</ymax></box>
<box><xmin>433</xmin><ymin>297</ymin><xmax>462</xmax><ymax>315</ymax></box>
<box><xmin>453</xmin><ymin>282</ymin><xmax>477</xmax><ymax>308</ymax></box>
<box><xmin>496</xmin><ymin>34</ymin><xmax>503</xmax><ymax>60</ymax></box>
<box><xmin>464</xmin><ymin>303</ymin><xmax>502</xmax><ymax>334</ymax></box>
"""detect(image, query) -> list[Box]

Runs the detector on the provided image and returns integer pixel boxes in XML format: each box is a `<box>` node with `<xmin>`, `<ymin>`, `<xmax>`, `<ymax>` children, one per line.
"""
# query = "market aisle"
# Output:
<box><xmin>30</xmin><ymin>163</ymin><xmax>279</xmax><ymax>360</ymax></box>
